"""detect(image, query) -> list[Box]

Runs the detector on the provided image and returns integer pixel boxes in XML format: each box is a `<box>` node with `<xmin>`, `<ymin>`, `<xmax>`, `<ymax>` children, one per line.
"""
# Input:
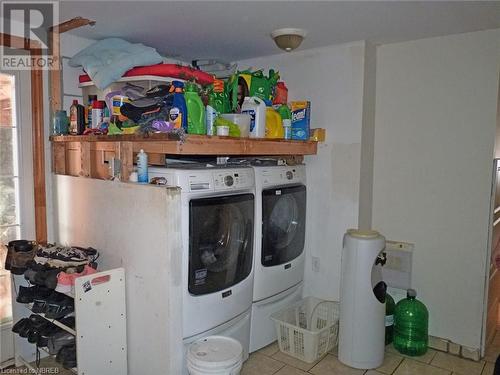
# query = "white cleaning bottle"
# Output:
<box><xmin>137</xmin><ymin>149</ymin><xmax>148</xmax><ymax>183</ymax></box>
<box><xmin>241</xmin><ymin>96</ymin><xmax>266</xmax><ymax>138</ymax></box>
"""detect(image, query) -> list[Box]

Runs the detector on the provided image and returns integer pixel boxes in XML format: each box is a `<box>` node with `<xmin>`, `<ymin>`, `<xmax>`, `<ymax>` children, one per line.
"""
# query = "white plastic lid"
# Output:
<box><xmin>187</xmin><ymin>336</ymin><xmax>243</xmax><ymax>369</ymax></box>
<box><xmin>347</xmin><ymin>229</ymin><xmax>380</xmax><ymax>239</ymax></box>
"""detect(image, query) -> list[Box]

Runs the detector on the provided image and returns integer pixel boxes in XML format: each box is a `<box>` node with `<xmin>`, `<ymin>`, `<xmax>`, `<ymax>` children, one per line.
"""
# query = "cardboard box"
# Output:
<box><xmin>291</xmin><ymin>101</ymin><xmax>311</xmax><ymax>141</ymax></box>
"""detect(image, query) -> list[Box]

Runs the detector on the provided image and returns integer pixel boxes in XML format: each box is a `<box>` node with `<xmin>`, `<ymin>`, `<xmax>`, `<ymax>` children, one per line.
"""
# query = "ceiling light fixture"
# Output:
<box><xmin>271</xmin><ymin>28</ymin><xmax>307</xmax><ymax>52</ymax></box>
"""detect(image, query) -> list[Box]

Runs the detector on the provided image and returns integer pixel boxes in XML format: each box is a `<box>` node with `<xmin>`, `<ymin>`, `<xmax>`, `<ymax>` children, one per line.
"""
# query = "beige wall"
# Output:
<box><xmin>238</xmin><ymin>41</ymin><xmax>367</xmax><ymax>300</ymax></box>
<box><xmin>372</xmin><ymin>29</ymin><xmax>500</xmax><ymax>349</ymax></box>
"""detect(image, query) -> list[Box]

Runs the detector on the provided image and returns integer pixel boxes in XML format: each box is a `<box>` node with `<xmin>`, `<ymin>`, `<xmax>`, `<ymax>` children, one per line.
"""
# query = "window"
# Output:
<box><xmin>0</xmin><ymin>72</ymin><xmax>19</xmax><ymax>323</ymax></box>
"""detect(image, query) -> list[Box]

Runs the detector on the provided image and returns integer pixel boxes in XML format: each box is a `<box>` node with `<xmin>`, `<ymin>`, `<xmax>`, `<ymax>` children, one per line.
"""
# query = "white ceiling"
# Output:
<box><xmin>61</xmin><ymin>1</ymin><xmax>500</xmax><ymax>62</ymax></box>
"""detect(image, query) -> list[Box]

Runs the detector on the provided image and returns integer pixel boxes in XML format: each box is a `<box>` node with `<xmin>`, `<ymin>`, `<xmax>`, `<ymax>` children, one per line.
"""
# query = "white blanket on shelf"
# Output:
<box><xmin>69</xmin><ymin>38</ymin><xmax>163</xmax><ymax>90</ymax></box>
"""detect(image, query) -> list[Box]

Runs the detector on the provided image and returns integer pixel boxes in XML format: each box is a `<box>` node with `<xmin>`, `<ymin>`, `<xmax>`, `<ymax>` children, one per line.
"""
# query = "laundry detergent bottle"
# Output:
<box><xmin>241</xmin><ymin>96</ymin><xmax>266</xmax><ymax>138</ymax></box>
<box><xmin>265</xmin><ymin>103</ymin><xmax>284</xmax><ymax>139</ymax></box>
<box><xmin>185</xmin><ymin>82</ymin><xmax>206</xmax><ymax>135</ymax></box>
<box><xmin>169</xmin><ymin>81</ymin><xmax>188</xmax><ymax>131</ymax></box>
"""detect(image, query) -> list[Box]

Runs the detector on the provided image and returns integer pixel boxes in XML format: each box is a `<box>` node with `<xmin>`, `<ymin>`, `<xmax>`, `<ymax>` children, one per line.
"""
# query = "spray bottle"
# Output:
<box><xmin>137</xmin><ymin>149</ymin><xmax>148</xmax><ymax>183</ymax></box>
<box><xmin>169</xmin><ymin>81</ymin><xmax>188</xmax><ymax>131</ymax></box>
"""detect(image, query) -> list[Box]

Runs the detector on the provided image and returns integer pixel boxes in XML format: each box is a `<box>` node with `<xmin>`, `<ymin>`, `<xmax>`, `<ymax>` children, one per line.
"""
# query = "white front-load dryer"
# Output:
<box><xmin>250</xmin><ymin>164</ymin><xmax>307</xmax><ymax>352</ymax></box>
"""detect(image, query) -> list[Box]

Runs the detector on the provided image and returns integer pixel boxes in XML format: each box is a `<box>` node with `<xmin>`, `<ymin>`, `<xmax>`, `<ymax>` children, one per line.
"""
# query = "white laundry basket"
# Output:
<box><xmin>271</xmin><ymin>297</ymin><xmax>340</xmax><ymax>363</ymax></box>
<box><xmin>187</xmin><ymin>336</ymin><xmax>243</xmax><ymax>375</ymax></box>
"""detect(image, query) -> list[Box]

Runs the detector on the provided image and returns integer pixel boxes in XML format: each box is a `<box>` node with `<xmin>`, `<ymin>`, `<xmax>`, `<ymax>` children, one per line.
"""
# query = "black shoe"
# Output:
<box><xmin>31</xmin><ymin>287</ymin><xmax>52</xmax><ymax>313</ymax></box>
<box><xmin>37</xmin><ymin>323</ymin><xmax>61</xmax><ymax>347</ymax></box>
<box><xmin>27</xmin><ymin>318</ymin><xmax>52</xmax><ymax>344</ymax></box>
<box><xmin>19</xmin><ymin>315</ymin><xmax>46</xmax><ymax>338</ymax></box>
<box><xmin>57</xmin><ymin>344</ymin><xmax>77</xmax><ymax>369</ymax></box>
<box><xmin>44</xmin><ymin>291</ymin><xmax>74</xmax><ymax>319</ymax></box>
<box><xmin>12</xmin><ymin>318</ymin><xmax>30</xmax><ymax>334</ymax></box>
<box><xmin>17</xmin><ymin>285</ymin><xmax>51</xmax><ymax>304</ymax></box>
<box><xmin>17</xmin><ymin>285</ymin><xmax>36</xmax><ymax>304</ymax></box>
<box><xmin>49</xmin><ymin>331</ymin><xmax>75</xmax><ymax>356</ymax></box>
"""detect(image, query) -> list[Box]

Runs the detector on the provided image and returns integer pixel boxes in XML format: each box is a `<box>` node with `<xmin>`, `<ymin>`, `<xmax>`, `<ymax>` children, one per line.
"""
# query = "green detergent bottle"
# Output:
<box><xmin>185</xmin><ymin>83</ymin><xmax>206</xmax><ymax>135</ymax></box>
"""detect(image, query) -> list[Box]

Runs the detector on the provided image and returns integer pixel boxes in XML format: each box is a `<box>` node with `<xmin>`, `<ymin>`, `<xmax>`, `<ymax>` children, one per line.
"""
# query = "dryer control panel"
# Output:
<box><xmin>258</xmin><ymin>165</ymin><xmax>306</xmax><ymax>187</ymax></box>
<box><xmin>214</xmin><ymin>169</ymin><xmax>254</xmax><ymax>190</ymax></box>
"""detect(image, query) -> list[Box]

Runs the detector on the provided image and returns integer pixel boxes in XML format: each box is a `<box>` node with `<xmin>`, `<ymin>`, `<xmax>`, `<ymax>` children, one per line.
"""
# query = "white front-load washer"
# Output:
<box><xmin>250</xmin><ymin>164</ymin><xmax>307</xmax><ymax>352</ymax></box>
<box><xmin>149</xmin><ymin>165</ymin><xmax>255</xmax><ymax>360</ymax></box>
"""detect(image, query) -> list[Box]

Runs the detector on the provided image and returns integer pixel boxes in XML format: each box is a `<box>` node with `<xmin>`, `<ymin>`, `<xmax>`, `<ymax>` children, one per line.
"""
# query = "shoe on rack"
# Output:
<box><xmin>36</xmin><ymin>323</ymin><xmax>61</xmax><ymax>347</ymax></box>
<box><xmin>44</xmin><ymin>291</ymin><xmax>74</xmax><ymax>319</ymax></box>
<box><xmin>48</xmin><ymin>330</ymin><xmax>75</xmax><ymax>356</ymax></box>
<box><xmin>12</xmin><ymin>318</ymin><xmax>30</xmax><ymax>334</ymax></box>
<box><xmin>8</xmin><ymin>240</ymin><xmax>36</xmax><ymax>275</ymax></box>
<box><xmin>33</xmin><ymin>268</ymin><xmax>62</xmax><ymax>289</ymax></box>
<box><xmin>57</xmin><ymin>344</ymin><xmax>77</xmax><ymax>369</ymax></box>
<box><xmin>56</xmin><ymin>264</ymin><xmax>97</xmax><ymax>295</ymax></box>
<box><xmin>31</xmin><ymin>287</ymin><xmax>53</xmax><ymax>313</ymax></box>
<box><xmin>17</xmin><ymin>285</ymin><xmax>51</xmax><ymax>304</ymax></box>
<box><xmin>19</xmin><ymin>314</ymin><xmax>46</xmax><ymax>338</ymax></box>
<box><xmin>36</xmin><ymin>316</ymin><xmax>75</xmax><ymax>348</ymax></box>
<box><xmin>27</xmin><ymin>318</ymin><xmax>52</xmax><ymax>344</ymax></box>
<box><xmin>34</xmin><ymin>245</ymin><xmax>98</xmax><ymax>268</ymax></box>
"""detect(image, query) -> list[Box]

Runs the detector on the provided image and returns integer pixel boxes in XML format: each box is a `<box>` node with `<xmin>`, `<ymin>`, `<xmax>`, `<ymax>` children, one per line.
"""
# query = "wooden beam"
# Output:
<box><xmin>49</xmin><ymin>29</ymin><xmax>61</xmax><ymax>113</ymax></box>
<box><xmin>48</xmin><ymin>17</ymin><xmax>95</xmax><ymax>113</ymax></box>
<box><xmin>0</xmin><ymin>33</ymin><xmax>41</xmax><ymax>50</ymax></box>
<box><xmin>52</xmin><ymin>143</ymin><xmax>66</xmax><ymax>175</ymax></box>
<box><xmin>49</xmin><ymin>17</ymin><xmax>95</xmax><ymax>34</ymax></box>
<box><xmin>30</xmin><ymin>49</ymin><xmax>47</xmax><ymax>243</ymax></box>
<box><xmin>80</xmin><ymin>142</ymin><xmax>91</xmax><ymax>177</ymax></box>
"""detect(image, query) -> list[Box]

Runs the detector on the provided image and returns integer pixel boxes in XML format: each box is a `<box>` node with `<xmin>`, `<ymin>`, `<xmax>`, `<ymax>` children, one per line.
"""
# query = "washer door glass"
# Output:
<box><xmin>262</xmin><ymin>185</ymin><xmax>306</xmax><ymax>267</ymax></box>
<box><xmin>189</xmin><ymin>194</ymin><xmax>254</xmax><ymax>295</ymax></box>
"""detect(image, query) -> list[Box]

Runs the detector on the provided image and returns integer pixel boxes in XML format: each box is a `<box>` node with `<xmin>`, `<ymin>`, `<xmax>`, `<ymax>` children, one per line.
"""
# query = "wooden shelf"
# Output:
<box><xmin>50</xmin><ymin>134</ymin><xmax>317</xmax><ymax>180</ymax></box>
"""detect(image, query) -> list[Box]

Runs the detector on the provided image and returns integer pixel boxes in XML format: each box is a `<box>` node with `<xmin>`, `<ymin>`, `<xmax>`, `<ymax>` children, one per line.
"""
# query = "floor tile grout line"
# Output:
<box><xmin>426</xmin><ymin>358</ymin><xmax>486</xmax><ymax>375</ymax></box>
<box><xmin>391</xmin><ymin>356</ymin><xmax>407</xmax><ymax>375</ymax></box>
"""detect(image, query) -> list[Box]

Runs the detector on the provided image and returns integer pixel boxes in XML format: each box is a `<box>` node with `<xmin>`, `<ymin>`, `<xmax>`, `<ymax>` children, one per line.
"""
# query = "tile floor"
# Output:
<box><xmin>242</xmin><ymin>333</ymin><xmax>500</xmax><ymax>375</ymax></box>
<box><xmin>15</xmin><ymin>332</ymin><xmax>500</xmax><ymax>374</ymax></box>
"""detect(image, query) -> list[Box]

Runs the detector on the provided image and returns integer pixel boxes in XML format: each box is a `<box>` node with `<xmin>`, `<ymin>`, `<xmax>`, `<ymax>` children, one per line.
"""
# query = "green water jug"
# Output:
<box><xmin>394</xmin><ymin>289</ymin><xmax>429</xmax><ymax>356</ymax></box>
<box><xmin>385</xmin><ymin>293</ymin><xmax>395</xmax><ymax>345</ymax></box>
<box><xmin>185</xmin><ymin>83</ymin><xmax>206</xmax><ymax>135</ymax></box>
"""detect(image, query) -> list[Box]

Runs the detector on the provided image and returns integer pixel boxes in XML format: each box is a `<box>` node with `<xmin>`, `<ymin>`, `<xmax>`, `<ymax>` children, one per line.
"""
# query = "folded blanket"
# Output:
<box><xmin>69</xmin><ymin>38</ymin><xmax>163</xmax><ymax>90</ymax></box>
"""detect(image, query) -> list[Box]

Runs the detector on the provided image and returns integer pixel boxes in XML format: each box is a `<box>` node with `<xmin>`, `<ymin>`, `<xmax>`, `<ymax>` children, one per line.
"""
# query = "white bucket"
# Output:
<box><xmin>187</xmin><ymin>336</ymin><xmax>243</xmax><ymax>375</ymax></box>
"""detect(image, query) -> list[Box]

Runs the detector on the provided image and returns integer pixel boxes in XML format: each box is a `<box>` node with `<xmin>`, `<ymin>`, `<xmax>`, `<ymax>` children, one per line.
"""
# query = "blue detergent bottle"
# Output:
<box><xmin>169</xmin><ymin>81</ymin><xmax>188</xmax><ymax>131</ymax></box>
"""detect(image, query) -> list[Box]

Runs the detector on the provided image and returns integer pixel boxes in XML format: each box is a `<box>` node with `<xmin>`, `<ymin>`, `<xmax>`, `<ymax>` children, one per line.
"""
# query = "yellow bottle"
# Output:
<box><xmin>265</xmin><ymin>106</ymin><xmax>284</xmax><ymax>139</ymax></box>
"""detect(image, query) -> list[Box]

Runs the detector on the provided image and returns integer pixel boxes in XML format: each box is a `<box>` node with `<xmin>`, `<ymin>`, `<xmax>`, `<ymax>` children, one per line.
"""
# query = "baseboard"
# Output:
<box><xmin>428</xmin><ymin>335</ymin><xmax>481</xmax><ymax>361</ymax></box>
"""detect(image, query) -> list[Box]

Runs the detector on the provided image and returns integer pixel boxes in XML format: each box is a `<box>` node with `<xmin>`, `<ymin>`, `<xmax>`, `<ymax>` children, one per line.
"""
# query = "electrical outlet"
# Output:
<box><xmin>382</xmin><ymin>240</ymin><xmax>414</xmax><ymax>290</ymax></box>
<box><xmin>312</xmin><ymin>256</ymin><xmax>320</xmax><ymax>272</ymax></box>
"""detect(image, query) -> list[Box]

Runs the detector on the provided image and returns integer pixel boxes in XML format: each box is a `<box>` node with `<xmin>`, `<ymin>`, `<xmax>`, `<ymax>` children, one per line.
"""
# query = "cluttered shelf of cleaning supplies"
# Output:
<box><xmin>53</xmin><ymin>38</ymin><xmax>325</xmax><ymax>145</ymax></box>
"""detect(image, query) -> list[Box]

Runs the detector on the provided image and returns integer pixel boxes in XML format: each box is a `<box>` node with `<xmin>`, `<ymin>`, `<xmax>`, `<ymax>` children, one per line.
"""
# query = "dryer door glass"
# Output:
<box><xmin>189</xmin><ymin>193</ymin><xmax>254</xmax><ymax>295</ymax></box>
<box><xmin>262</xmin><ymin>185</ymin><xmax>306</xmax><ymax>267</ymax></box>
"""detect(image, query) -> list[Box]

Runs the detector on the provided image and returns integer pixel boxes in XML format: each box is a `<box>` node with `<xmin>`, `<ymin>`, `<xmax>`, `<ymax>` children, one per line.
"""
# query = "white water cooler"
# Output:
<box><xmin>338</xmin><ymin>229</ymin><xmax>386</xmax><ymax>369</ymax></box>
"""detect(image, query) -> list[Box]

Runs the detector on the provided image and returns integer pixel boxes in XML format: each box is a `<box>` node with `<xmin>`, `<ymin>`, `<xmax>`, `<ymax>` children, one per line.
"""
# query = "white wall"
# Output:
<box><xmin>372</xmin><ymin>29</ymin><xmax>500</xmax><ymax>349</ymax></box>
<box><xmin>239</xmin><ymin>41</ymin><xmax>367</xmax><ymax>300</ymax></box>
<box><xmin>60</xmin><ymin>33</ymin><xmax>94</xmax><ymax>111</ymax></box>
<box><xmin>43</xmin><ymin>33</ymin><xmax>95</xmax><ymax>242</ymax></box>
<box><xmin>54</xmin><ymin>176</ymin><xmax>183</xmax><ymax>374</ymax></box>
